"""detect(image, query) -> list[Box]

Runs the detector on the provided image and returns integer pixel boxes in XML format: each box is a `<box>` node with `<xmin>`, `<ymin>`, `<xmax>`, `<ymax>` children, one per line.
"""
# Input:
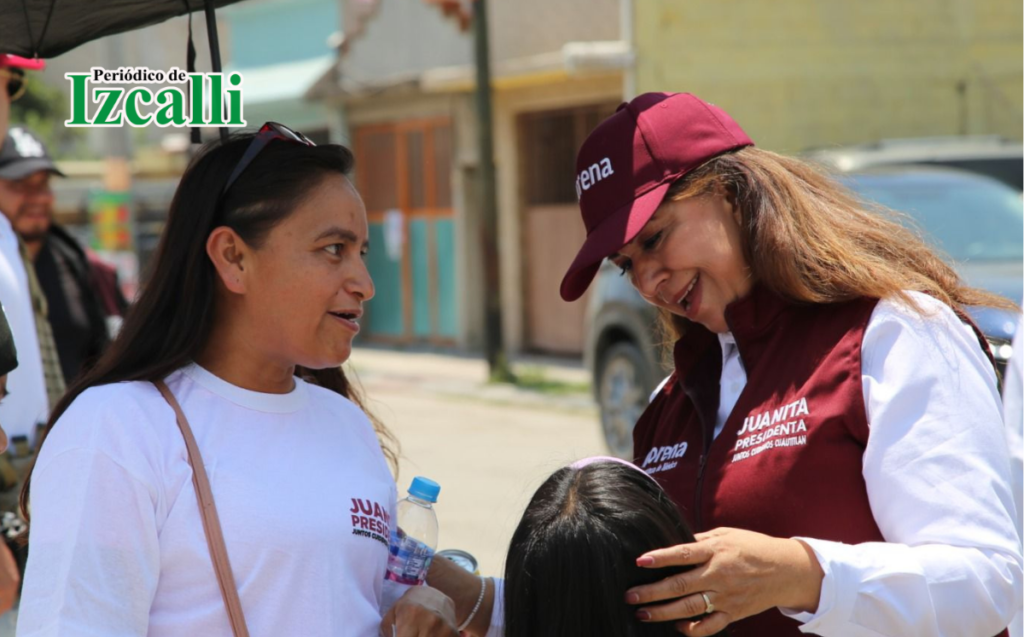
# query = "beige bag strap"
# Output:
<box><xmin>154</xmin><ymin>380</ymin><xmax>251</xmax><ymax>637</ymax></box>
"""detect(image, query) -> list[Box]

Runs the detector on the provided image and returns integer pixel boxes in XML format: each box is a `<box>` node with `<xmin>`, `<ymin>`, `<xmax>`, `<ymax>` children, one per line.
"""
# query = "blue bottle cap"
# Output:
<box><xmin>408</xmin><ymin>476</ymin><xmax>441</xmax><ymax>503</ymax></box>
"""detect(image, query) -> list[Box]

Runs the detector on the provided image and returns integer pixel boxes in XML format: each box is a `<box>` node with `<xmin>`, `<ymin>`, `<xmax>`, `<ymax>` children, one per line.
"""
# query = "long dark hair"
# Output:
<box><xmin>20</xmin><ymin>132</ymin><xmax>398</xmax><ymax>520</ymax></box>
<box><xmin>504</xmin><ymin>462</ymin><xmax>725</xmax><ymax>637</ymax></box>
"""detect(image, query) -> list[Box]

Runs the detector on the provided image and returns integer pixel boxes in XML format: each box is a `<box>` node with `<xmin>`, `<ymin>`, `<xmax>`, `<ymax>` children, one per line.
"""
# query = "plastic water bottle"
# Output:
<box><xmin>385</xmin><ymin>477</ymin><xmax>440</xmax><ymax>586</ymax></box>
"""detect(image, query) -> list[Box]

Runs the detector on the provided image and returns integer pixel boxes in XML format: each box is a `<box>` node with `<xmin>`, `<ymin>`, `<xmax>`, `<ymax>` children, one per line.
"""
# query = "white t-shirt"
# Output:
<box><xmin>0</xmin><ymin>213</ymin><xmax>48</xmax><ymax>440</ymax></box>
<box><xmin>17</xmin><ymin>363</ymin><xmax>398</xmax><ymax>637</ymax></box>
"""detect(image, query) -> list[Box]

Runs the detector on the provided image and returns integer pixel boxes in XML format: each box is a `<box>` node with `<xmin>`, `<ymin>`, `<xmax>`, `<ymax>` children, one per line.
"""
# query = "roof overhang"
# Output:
<box><xmin>231</xmin><ymin>55</ymin><xmax>336</xmax><ymax>105</ymax></box>
<box><xmin>307</xmin><ymin>40</ymin><xmax>632</xmax><ymax>102</ymax></box>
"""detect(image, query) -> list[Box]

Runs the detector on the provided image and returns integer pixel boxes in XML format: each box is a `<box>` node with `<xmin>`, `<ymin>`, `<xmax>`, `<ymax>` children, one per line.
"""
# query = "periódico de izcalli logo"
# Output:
<box><xmin>65</xmin><ymin>67</ymin><xmax>245</xmax><ymax>128</ymax></box>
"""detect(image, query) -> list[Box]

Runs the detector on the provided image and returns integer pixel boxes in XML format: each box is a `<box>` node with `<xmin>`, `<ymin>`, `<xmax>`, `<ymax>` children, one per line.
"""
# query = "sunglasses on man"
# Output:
<box><xmin>0</xmin><ymin>69</ymin><xmax>26</xmax><ymax>101</ymax></box>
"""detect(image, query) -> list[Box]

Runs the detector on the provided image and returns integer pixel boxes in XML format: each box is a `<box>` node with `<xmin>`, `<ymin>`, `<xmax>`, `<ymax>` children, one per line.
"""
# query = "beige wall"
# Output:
<box><xmin>634</xmin><ymin>0</ymin><xmax>1023</xmax><ymax>152</ymax></box>
<box><xmin>490</xmin><ymin>0</ymin><xmax>620</xmax><ymax>63</ymax></box>
<box><xmin>342</xmin><ymin>0</ymin><xmax>621</xmax><ymax>87</ymax></box>
<box><xmin>342</xmin><ymin>0</ymin><xmax>470</xmax><ymax>86</ymax></box>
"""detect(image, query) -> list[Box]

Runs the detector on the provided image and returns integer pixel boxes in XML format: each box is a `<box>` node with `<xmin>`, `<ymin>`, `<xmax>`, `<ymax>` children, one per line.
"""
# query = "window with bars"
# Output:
<box><xmin>356</xmin><ymin>128</ymin><xmax>400</xmax><ymax>212</ymax></box>
<box><xmin>355</xmin><ymin>121</ymin><xmax>453</xmax><ymax>212</ymax></box>
<box><xmin>520</xmin><ymin>104</ymin><xmax>617</xmax><ymax>206</ymax></box>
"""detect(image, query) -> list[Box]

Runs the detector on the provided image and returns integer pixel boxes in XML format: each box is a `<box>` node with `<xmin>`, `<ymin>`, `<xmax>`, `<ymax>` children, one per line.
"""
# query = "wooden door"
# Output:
<box><xmin>354</xmin><ymin>119</ymin><xmax>456</xmax><ymax>344</ymax></box>
<box><xmin>519</xmin><ymin>104</ymin><xmax>616</xmax><ymax>354</ymax></box>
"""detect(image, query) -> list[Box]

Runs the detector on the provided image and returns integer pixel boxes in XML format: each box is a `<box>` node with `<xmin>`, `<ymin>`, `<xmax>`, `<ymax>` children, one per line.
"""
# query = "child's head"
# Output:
<box><xmin>504</xmin><ymin>458</ymin><xmax>698</xmax><ymax>637</ymax></box>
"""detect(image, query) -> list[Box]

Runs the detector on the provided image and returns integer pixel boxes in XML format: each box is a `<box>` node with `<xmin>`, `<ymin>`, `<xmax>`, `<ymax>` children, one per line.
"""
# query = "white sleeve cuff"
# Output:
<box><xmin>777</xmin><ymin>536</ymin><xmax>1021</xmax><ymax>636</ymax></box>
<box><xmin>778</xmin><ymin>537</ymin><xmax>856</xmax><ymax>634</ymax></box>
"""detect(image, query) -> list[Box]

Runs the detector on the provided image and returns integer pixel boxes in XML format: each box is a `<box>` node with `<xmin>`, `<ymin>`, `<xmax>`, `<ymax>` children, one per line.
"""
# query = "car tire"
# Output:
<box><xmin>597</xmin><ymin>341</ymin><xmax>654</xmax><ymax>460</ymax></box>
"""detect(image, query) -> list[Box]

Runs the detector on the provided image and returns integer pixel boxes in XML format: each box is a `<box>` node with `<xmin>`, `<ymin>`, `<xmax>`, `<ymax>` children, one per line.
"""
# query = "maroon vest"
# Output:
<box><xmin>632</xmin><ymin>287</ymin><xmax>890</xmax><ymax>635</ymax></box>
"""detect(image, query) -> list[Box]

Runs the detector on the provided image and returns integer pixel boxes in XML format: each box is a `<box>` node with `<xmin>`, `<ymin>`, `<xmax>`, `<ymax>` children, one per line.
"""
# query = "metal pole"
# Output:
<box><xmin>105</xmin><ymin>34</ymin><xmax>132</xmax><ymax>159</ymax></box>
<box><xmin>204</xmin><ymin>0</ymin><xmax>228</xmax><ymax>141</ymax></box>
<box><xmin>956</xmin><ymin>79</ymin><xmax>968</xmax><ymax>136</ymax></box>
<box><xmin>472</xmin><ymin>0</ymin><xmax>513</xmax><ymax>381</ymax></box>
<box><xmin>620</xmin><ymin>0</ymin><xmax>636</xmax><ymax>99</ymax></box>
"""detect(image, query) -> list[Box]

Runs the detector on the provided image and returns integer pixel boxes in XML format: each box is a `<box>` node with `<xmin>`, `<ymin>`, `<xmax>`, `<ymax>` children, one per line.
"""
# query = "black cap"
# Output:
<box><xmin>0</xmin><ymin>306</ymin><xmax>18</xmax><ymax>377</ymax></box>
<box><xmin>0</xmin><ymin>126</ymin><xmax>65</xmax><ymax>180</ymax></box>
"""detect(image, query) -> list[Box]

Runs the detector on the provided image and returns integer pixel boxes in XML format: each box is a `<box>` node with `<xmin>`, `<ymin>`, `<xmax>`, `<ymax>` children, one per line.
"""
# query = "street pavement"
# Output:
<box><xmin>347</xmin><ymin>346</ymin><xmax>608</xmax><ymax>576</ymax></box>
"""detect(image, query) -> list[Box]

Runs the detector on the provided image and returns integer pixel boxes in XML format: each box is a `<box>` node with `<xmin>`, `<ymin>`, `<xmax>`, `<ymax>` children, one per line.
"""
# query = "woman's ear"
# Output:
<box><xmin>717</xmin><ymin>186</ymin><xmax>742</xmax><ymax>228</ymax></box>
<box><xmin>730</xmin><ymin>196</ymin><xmax>743</xmax><ymax>227</ymax></box>
<box><xmin>206</xmin><ymin>227</ymin><xmax>249</xmax><ymax>294</ymax></box>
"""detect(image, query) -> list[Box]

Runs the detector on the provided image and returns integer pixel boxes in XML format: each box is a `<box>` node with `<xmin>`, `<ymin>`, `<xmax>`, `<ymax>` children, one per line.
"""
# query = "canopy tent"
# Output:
<box><xmin>0</xmin><ymin>0</ymin><xmax>246</xmax><ymax>59</ymax></box>
<box><xmin>0</xmin><ymin>0</ymin><xmax>251</xmax><ymax>140</ymax></box>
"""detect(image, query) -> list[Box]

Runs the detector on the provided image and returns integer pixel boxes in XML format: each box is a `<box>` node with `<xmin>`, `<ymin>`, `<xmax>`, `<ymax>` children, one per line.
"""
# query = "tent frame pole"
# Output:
<box><xmin>204</xmin><ymin>1</ymin><xmax>228</xmax><ymax>141</ymax></box>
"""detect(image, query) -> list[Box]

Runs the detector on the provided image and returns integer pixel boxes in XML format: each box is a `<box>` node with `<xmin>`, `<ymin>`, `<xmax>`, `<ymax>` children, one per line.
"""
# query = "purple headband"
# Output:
<box><xmin>569</xmin><ymin>455</ymin><xmax>659</xmax><ymax>485</ymax></box>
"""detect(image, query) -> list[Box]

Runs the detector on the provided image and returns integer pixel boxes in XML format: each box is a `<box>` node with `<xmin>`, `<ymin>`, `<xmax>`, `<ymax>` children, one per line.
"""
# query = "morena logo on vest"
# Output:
<box><xmin>641</xmin><ymin>441</ymin><xmax>688</xmax><ymax>475</ymax></box>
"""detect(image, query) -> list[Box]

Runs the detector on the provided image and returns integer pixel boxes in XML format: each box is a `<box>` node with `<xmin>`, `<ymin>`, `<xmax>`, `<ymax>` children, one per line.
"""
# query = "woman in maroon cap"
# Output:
<box><xmin>560</xmin><ymin>92</ymin><xmax>1022</xmax><ymax>637</ymax></box>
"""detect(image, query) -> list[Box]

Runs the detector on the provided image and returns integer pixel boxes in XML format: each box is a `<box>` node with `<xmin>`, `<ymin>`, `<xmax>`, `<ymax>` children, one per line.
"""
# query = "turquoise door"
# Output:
<box><xmin>355</xmin><ymin>121</ymin><xmax>458</xmax><ymax>343</ymax></box>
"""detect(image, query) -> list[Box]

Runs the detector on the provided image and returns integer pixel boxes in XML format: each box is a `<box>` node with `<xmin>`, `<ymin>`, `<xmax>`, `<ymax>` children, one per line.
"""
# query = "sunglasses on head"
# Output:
<box><xmin>222</xmin><ymin>122</ymin><xmax>316</xmax><ymax>195</ymax></box>
<box><xmin>0</xmin><ymin>69</ymin><xmax>26</xmax><ymax>101</ymax></box>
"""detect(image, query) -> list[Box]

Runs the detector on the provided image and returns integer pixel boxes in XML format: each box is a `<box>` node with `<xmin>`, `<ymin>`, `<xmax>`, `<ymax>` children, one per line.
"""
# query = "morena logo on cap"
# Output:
<box><xmin>559</xmin><ymin>92</ymin><xmax>755</xmax><ymax>302</ymax></box>
<box><xmin>574</xmin><ymin>157</ymin><xmax>614</xmax><ymax>200</ymax></box>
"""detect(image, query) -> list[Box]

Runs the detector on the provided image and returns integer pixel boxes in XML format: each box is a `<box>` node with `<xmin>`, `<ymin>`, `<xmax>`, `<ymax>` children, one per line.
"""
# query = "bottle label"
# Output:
<box><xmin>385</xmin><ymin>527</ymin><xmax>435</xmax><ymax>586</ymax></box>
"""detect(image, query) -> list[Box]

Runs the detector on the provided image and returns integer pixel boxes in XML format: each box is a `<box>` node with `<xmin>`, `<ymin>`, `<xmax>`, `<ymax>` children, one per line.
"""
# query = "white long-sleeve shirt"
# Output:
<box><xmin>1001</xmin><ymin>311</ymin><xmax>1023</xmax><ymax>637</ymax></box>
<box><xmin>0</xmin><ymin>213</ymin><xmax>48</xmax><ymax>439</ymax></box>
<box><xmin>701</xmin><ymin>292</ymin><xmax>1022</xmax><ymax>636</ymax></box>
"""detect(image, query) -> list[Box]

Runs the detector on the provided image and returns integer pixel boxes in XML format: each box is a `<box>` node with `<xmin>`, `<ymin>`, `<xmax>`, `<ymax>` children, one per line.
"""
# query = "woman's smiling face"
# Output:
<box><xmin>610</xmin><ymin>193</ymin><xmax>752</xmax><ymax>334</ymax></box>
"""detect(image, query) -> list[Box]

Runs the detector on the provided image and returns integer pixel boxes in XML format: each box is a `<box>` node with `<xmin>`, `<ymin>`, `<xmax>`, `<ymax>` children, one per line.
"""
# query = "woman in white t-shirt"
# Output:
<box><xmin>13</xmin><ymin>124</ymin><xmax>466</xmax><ymax>637</ymax></box>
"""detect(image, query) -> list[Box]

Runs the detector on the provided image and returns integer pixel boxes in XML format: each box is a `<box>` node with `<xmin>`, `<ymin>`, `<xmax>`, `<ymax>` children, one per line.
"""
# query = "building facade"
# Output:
<box><xmin>633</xmin><ymin>0</ymin><xmax>1023</xmax><ymax>152</ymax></box>
<box><xmin>315</xmin><ymin>0</ymin><xmax>626</xmax><ymax>354</ymax></box>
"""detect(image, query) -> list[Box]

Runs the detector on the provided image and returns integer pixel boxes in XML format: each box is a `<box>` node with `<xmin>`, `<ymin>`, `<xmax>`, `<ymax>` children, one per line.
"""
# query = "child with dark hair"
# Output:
<box><xmin>504</xmin><ymin>457</ymin><xmax>725</xmax><ymax>637</ymax></box>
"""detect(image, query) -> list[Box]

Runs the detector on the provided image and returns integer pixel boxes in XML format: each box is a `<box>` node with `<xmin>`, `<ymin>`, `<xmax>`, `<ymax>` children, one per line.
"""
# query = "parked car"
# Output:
<box><xmin>584</xmin><ymin>259</ymin><xmax>667</xmax><ymax>458</ymax></box>
<box><xmin>804</xmin><ymin>135</ymin><xmax>1023</xmax><ymax>190</ymax></box>
<box><xmin>585</xmin><ymin>164</ymin><xmax>1023</xmax><ymax>458</ymax></box>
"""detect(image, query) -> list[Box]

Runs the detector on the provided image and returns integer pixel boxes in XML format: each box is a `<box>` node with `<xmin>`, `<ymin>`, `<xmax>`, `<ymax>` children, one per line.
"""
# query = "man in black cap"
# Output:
<box><xmin>0</xmin><ymin>126</ymin><xmax>112</xmax><ymax>386</ymax></box>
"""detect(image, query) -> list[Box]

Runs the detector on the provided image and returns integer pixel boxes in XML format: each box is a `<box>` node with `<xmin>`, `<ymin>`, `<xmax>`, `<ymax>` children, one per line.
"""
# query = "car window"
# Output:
<box><xmin>936</xmin><ymin>158</ymin><xmax>1023</xmax><ymax>191</ymax></box>
<box><xmin>846</xmin><ymin>174</ymin><xmax>1024</xmax><ymax>262</ymax></box>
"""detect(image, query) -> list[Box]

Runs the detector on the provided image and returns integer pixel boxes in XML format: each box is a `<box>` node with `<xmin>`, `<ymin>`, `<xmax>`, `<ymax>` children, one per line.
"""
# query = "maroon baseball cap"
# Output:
<box><xmin>559</xmin><ymin>92</ymin><xmax>753</xmax><ymax>302</ymax></box>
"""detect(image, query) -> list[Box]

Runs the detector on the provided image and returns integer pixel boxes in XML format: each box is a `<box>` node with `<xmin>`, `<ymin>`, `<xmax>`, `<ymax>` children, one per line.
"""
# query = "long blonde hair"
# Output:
<box><xmin>658</xmin><ymin>146</ymin><xmax>1017</xmax><ymax>341</ymax></box>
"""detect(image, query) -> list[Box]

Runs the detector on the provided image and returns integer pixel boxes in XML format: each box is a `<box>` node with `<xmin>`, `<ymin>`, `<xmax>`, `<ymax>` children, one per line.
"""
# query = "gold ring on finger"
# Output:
<box><xmin>701</xmin><ymin>592</ymin><xmax>715</xmax><ymax>614</ymax></box>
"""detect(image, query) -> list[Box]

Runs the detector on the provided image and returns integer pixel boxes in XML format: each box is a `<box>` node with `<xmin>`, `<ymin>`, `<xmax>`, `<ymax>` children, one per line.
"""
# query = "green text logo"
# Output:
<box><xmin>66</xmin><ymin>67</ymin><xmax>245</xmax><ymax>128</ymax></box>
